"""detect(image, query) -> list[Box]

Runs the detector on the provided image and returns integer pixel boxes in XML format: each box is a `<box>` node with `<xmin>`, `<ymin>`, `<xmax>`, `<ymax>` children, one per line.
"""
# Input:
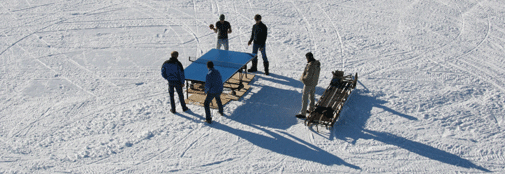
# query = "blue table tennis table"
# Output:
<box><xmin>184</xmin><ymin>49</ymin><xmax>257</xmax><ymax>98</ymax></box>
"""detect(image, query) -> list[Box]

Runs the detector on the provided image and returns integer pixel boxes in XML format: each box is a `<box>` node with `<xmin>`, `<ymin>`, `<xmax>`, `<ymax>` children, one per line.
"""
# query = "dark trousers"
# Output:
<box><xmin>252</xmin><ymin>43</ymin><xmax>268</xmax><ymax>63</ymax></box>
<box><xmin>169</xmin><ymin>83</ymin><xmax>187</xmax><ymax>111</ymax></box>
<box><xmin>204</xmin><ymin>92</ymin><xmax>223</xmax><ymax>120</ymax></box>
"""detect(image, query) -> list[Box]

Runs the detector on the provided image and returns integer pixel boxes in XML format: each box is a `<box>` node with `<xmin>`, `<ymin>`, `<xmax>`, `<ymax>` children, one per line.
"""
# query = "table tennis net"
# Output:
<box><xmin>193</xmin><ymin>58</ymin><xmax>246</xmax><ymax>69</ymax></box>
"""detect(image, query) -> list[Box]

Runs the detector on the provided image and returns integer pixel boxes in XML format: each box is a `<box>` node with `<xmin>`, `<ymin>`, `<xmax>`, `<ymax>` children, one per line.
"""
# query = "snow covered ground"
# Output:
<box><xmin>1</xmin><ymin>0</ymin><xmax>505</xmax><ymax>173</ymax></box>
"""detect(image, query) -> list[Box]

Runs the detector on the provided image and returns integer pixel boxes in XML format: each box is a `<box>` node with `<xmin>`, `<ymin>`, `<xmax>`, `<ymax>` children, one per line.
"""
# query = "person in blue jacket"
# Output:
<box><xmin>161</xmin><ymin>51</ymin><xmax>189</xmax><ymax>114</ymax></box>
<box><xmin>204</xmin><ymin>61</ymin><xmax>224</xmax><ymax>124</ymax></box>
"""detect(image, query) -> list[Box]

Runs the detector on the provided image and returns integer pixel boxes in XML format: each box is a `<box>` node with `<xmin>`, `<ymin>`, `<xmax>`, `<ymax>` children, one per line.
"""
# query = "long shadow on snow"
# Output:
<box><xmin>231</xmin><ymin>73</ymin><xmax>325</xmax><ymax>129</ymax></box>
<box><xmin>335</xmin><ymin>89</ymin><xmax>490</xmax><ymax>172</ymax></box>
<box><xmin>176</xmin><ymin>105</ymin><xmax>361</xmax><ymax>169</ymax></box>
<box><xmin>210</xmin><ymin>121</ymin><xmax>361</xmax><ymax>170</ymax></box>
<box><xmin>258</xmin><ymin>73</ymin><xmax>327</xmax><ymax>96</ymax></box>
<box><xmin>207</xmin><ymin>73</ymin><xmax>360</xmax><ymax>169</ymax></box>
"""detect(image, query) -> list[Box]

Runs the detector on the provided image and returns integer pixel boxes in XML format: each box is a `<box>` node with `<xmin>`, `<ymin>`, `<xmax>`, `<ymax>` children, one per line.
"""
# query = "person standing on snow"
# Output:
<box><xmin>296</xmin><ymin>52</ymin><xmax>321</xmax><ymax>119</ymax></box>
<box><xmin>247</xmin><ymin>14</ymin><xmax>269</xmax><ymax>75</ymax></box>
<box><xmin>204</xmin><ymin>61</ymin><xmax>224</xmax><ymax>124</ymax></box>
<box><xmin>210</xmin><ymin>14</ymin><xmax>232</xmax><ymax>50</ymax></box>
<box><xmin>161</xmin><ymin>51</ymin><xmax>189</xmax><ymax>114</ymax></box>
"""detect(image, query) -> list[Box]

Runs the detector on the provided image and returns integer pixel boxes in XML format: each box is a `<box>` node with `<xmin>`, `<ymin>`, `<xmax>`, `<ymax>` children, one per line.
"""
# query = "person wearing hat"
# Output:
<box><xmin>161</xmin><ymin>51</ymin><xmax>189</xmax><ymax>114</ymax></box>
<box><xmin>247</xmin><ymin>14</ymin><xmax>269</xmax><ymax>75</ymax></box>
<box><xmin>296</xmin><ymin>52</ymin><xmax>321</xmax><ymax>119</ymax></box>
<box><xmin>204</xmin><ymin>61</ymin><xmax>224</xmax><ymax>124</ymax></box>
<box><xmin>210</xmin><ymin>14</ymin><xmax>232</xmax><ymax>50</ymax></box>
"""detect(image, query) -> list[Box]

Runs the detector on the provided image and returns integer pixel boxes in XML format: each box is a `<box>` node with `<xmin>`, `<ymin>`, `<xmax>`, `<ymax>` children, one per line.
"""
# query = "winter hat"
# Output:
<box><xmin>219</xmin><ymin>14</ymin><xmax>225</xmax><ymax>20</ymax></box>
<box><xmin>306</xmin><ymin>52</ymin><xmax>315</xmax><ymax>62</ymax></box>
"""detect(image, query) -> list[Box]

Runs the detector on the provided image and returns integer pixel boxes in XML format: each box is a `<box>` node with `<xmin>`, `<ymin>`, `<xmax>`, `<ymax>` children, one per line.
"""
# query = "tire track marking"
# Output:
<box><xmin>288</xmin><ymin>0</ymin><xmax>318</xmax><ymax>53</ymax></box>
<box><xmin>193</xmin><ymin>0</ymin><xmax>201</xmax><ymax>57</ymax></box>
<box><xmin>361</xmin><ymin>0</ymin><xmax>466</xmax><ymax>77</ymax></box>
<box><xmin>231</xmin><ymin>0</ymin><xmax>247</xmax><ymax>52</ymax></box>
<box><xmin>9</xmin><ymin>100</ymin><xmax>86</xmax><ymax>139</ymax></box>
<box><xmin>10</xmin><ymin>2</ymin><xmax>55</xmax><ymax>12</ymax></box>
<box><xmin>134</xmin><ymin>0</ymin><xmax>206</xmax><ymax>55</ymax></box>
<box><xmin>317</xmin><ymin>3</ymin><xmax>345</xmax><ymax>70</ymax></box>
<box><xmin>423</xmin><ymin>1</ymin><xmax>505</xmax><ymax>93</ymax></box>
<box><xmin>446</xmin><ymin>2</ymin><xmax>505</xmax><ymax>92</ymax></box>
<box><xmin>126</xmin><ymin>1</ymin><xmax>188</xmax><ymax>56</ymax></box>
<box><xmin>0</xmin><ymin>31</ymin><xmax>96</xmax><ymax>97</ymax></box>
<box><xmin>128</xmin><ymin>2</ymin><xmax>185</xmax><ymax>45</ymax></box>
<box><xmin>114</xmin><ymin>125</ymin><xmax>209</xmax><ymax>173</ymax></box>
<box><xmin>0</xmin><ymin>2</ymin><xmax>128</xmax><ymax>97</ymax></box>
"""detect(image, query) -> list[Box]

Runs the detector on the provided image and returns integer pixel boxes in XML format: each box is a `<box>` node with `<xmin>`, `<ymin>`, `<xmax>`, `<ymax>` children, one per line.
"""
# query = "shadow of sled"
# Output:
<box><xmin>333</xmin><ymin>89</ymin><xmax>491</xmax><ymax>172</ymax></box>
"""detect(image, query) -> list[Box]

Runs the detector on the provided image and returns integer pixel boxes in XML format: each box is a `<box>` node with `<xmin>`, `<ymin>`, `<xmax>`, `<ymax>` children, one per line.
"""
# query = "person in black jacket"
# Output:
<box><xmin>247</xmin><ymin>14</ymin><xmax>269</xmax><ymax>75</ymax></box>
<box><xmin>210</xmin><ymin>14</ymin><xmax>232</xmax><ymax>50</ymax></box>
<box><xmin>161</xmin><ymin>51</ymin><xmax>189</xmax><ymax>114</ymax></box>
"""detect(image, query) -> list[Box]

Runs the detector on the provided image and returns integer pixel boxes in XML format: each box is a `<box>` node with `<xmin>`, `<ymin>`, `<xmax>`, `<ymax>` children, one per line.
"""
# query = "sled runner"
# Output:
<box><xmin>304</xmin><ymin>71</ymin><xmax>357</xmax><ymax>131</ymax></box>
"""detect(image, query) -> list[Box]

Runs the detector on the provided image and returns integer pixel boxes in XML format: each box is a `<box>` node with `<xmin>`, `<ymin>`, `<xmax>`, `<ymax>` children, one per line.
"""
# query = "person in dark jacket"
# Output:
<box><xmin>204</xmin><ymin>61</ymin><xmax>224</xmax><ymax>124</ymax></box>
<box><xmin>161</xmin><ymin>51</ymin><xmax>189</xmax><ymax>114</ymax></box>
<box><xmin>247</xmin><ymin>14</ymin><xmax>269</xmax><ymax>75</ymax></box>
<box><xmin>210</xmin><ymin>14</ymin><xmax>232</xmax><ymax>50</ymax></box>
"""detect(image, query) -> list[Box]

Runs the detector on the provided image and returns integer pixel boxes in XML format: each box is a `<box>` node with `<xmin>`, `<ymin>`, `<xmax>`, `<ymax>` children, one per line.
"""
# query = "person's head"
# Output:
<box><xmin>254</xmin><ymin>14</ymin><xmax>261</xmax><ymax>24</ymax></box>
<box><xmin>305</xmin><ymin>52</ymin><xmax>314</xmax><ymax>62</ymax></box>
<box><xmin>171</xmin><ymin>51</ymin><xmax>179</xmax><ymax>58</ymax></box>
<box><xmin>207</xmin><ymin>61</ymin><xmax>214</xmax><ymax>69</ymax></box>
<box><xmin>219</xmin><ymin>14</ymin><xmax>225</xmax><ymax>22</ymax></box>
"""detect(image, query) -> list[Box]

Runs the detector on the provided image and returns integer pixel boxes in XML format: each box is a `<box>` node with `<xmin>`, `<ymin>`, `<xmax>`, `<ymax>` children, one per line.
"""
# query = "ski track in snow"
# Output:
<box><xmin>1</xmin><ymin>0</ymin><xmax>505</xmax><ymax>173</ymax></box>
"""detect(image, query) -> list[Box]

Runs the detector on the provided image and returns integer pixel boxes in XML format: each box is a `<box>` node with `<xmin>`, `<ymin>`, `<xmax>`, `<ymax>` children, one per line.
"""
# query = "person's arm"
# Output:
<box><xmin>211</xmin><ymin>22</ymin><xmax>218</xmax><ymax>33</ymax></box>
<box><xmin>263</xmin><ymin>26</ymin><xmax>267</xmax><ymax>46</ymax></box>
<box><xmin>302</xmin><ymin>64</ymin><xmax>315</xmax><ymax>84</ymax></box>
<box><xmin>205</xmin><ymin>73</ymin><xmax>211</xmax><ymax>94</ymax></box>
<box><xmin>303</xmin><ymin>62</ymin><xmax>320</xmax><ymax>85</ymax></box>
<box><xmin>161</xmin><ymin>64</ymin><xmax>168</xmax><ymax>80</ymax></box>
<box><xmin>300</xmin><ymin>71</ymin><xmax>307</xmax><ymax>84</ymax></box>
<box><xmin>260</xmin><ymin>25</ymin><xmax>267</xmax><ymax>48</ymax></box>
<box><xmin>179</xmin><ymin>65</ymin><xmax>185</xmax><ymax>87</ymax></box>
<box><xmin>173</xmin><ymin>61</ymin><xmax>185</xmax><ymax>86</ymax></box>
<box><xmin>248</xmin><ymin>25</ymin><xmax>254</xmax><ymax>46</ymax></box>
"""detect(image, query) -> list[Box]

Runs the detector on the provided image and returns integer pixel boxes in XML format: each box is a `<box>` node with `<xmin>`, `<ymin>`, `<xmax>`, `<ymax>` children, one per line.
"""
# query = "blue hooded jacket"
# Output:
<box><xmin>161</xmin><ymin>57</ymin><xmax>185</xmax><ymax>85</ymax></box>
<box><xmin>205</xmin><ymin>68</ymin><xmax>223</xmax><ymax>94</ymax></box>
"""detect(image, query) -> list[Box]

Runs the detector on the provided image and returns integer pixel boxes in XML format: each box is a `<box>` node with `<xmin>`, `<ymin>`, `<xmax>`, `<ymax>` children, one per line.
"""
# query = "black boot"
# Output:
<box><xmin>248</xmin><ymin>60</ymin><xmax>258</xmax><ymax>72</ymax></box>
<box><xmin>263</xmin><ymin>62</ymin><xmax>269</xmax><ymax>75</ymax></box>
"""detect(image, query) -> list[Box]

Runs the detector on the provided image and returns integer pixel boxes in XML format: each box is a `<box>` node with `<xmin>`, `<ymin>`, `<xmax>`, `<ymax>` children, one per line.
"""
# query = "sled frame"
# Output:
<box><xmin>304</xmin><ymin>71</ymin><xmax>357</xmax><ymax>132</ymax></box>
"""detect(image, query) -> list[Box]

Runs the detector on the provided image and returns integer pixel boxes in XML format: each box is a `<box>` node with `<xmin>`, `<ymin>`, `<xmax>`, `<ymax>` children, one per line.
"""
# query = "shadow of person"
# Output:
<box><xmin>176</xmin><ymin>96</ymin><xmax>361</xmax><ymax>169</ymax></box>
<box><xmin>230</xmin><ymin>85</ymin><xmax>299</xmax><ymax>129</ymax></box>
<box><xmin>256</xmin><ymin>73</ymin><xmax>304</xmax><ymax>89</ymax></box>
<box><xmin>334</xmin><ymin>90</ymin><xmax>490</xmax><ymax>172</ymax></box>
<box><xmin>174</xmin><ymin>109</ymin><xmax>204</xmax><ymax>124</ymax></box>
<box><xmin>230</xmin><ymin>73</ymin><xmax>326</xmax><ymax>129</ymax></box>
<box><xmin>256</xmin><ymin>73</ymin><xmax>329</xmax><ymax>97</ymax></box>
<box><xmin>362</xmin><ymin>129</ymin><xmax>491</xmax><ymax>172</ymax></box>
<box><xmin>209</xmin><ymin>121</ymin><xmax>361</xmax><ymax>170</ymax></box>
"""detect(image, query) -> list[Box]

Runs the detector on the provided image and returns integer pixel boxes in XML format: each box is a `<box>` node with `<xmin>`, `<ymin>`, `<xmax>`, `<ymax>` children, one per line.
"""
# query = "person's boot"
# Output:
<box><xmin>263</xmin><ymin>62</ymin><xmax>269</xmax><ymax>75</ymax></box>
<box><xmin>248</xmin><ymin>60</ymin><xmax>258</xmax><ymax>72</ymax></box>
<box><xmin>296</xmin><ymin>114</ymin><xmax>306</xmax><ymax>119</ymax></box>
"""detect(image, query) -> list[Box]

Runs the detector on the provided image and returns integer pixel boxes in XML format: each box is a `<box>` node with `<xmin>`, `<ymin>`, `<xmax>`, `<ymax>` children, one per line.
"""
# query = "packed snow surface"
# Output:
<box><xmin>1</xmin><ymin>0</ymin><xmax>505</xmax><ymax>173</ymax></box>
